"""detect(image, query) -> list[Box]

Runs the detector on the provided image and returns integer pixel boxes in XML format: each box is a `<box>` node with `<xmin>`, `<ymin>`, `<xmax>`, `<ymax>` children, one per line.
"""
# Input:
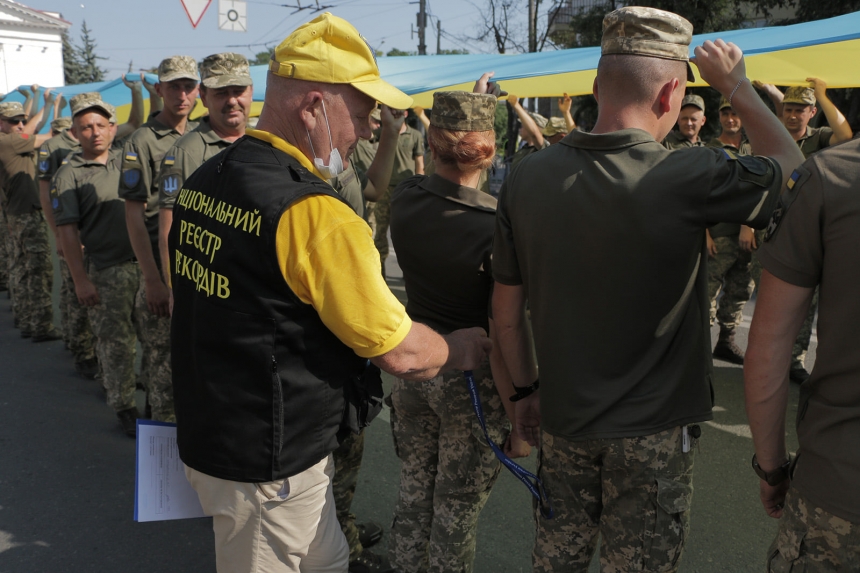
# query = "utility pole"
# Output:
<box><xmin>436</xmin><ymin>19</ymin><xmax>441</xmax><ymax>55</ymax></box>
<box><xmin>417</xmin><ymin>0</ymin><xmax>427</xmax><ymax>55</ymax></box>
<box><xmin>527</xmin><ymin>0</ymin><xmax>537</xmax><ymax>111</ymax></box>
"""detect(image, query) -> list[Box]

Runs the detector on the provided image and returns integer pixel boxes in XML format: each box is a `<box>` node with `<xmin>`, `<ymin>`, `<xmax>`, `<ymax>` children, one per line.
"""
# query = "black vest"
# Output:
<box><xmin>169</xmin><ymin>136</ymin><xmax>378</xmax><ymax>482</ymax></box>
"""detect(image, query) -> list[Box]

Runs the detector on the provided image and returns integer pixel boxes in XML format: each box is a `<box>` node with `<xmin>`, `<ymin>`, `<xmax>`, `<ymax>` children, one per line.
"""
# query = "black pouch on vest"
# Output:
<box><xmin>342</xmin><ymin>361</ymin><xmax>384</xmax><ymax>434</ymax></box>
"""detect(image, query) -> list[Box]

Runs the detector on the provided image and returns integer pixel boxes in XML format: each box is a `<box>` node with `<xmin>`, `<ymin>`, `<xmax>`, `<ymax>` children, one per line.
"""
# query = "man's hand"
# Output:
<box><xmin>380</xmin><ymin>104</ymin><xmax>405</xmax><ymax>134</ymax></box>
<box><xmin>122</xmin><ymin>73</ymin><xmax>142</xmax><ymax>89</ymax></box>
<box><xmin>739</xmin><ymin>226</ymin><xmax>757</xmax><ymax>252</ymax></box>
<box><xmin>17</xmin><ymin>86</ymin><xmax>31</xmax><ymax>97</ymax></box>
<box><xmin>444</xmin><ymin>327</ymin><xmax>492</xmax><ymax>372</ymax></box>
<box><xmin>706</xmin><ymin>230</ymin><xmax>718</xmax><ymax>258</ymax></box>
<box><xmin>75</xmin><ymin>278</ymin><xmax>100</xmax><ymax>307</ymax></box>
<box><xmin>691</xmin><ymin>39</ymin><xmax>746</xmax><ymax>97</ymax></box>
<box><xmin>504</xmin><ymin>431</ymin><xmax>532</xmax><ymax>459</ymax></box>
<box><xmin>43</xmin><ymin>88</ymin><xmax>55</xmax><ymax>103</ymax></box>
<box><xmin>760</xmin><ymin>479</ymin><xmax>790</xmax><ymax>518</ymax></box>
<box><xmin>515</xmin><ymin>391</ymin><xmax>540</xmax><ymax>447</ymax></box>
<box><xmin>507</xmin><ymin>94</ymin><xmax>519</xmax><ymax>108</ymax></box>
<box><xmin>57</xmin><ymin>95</ymin><xmax>68</xmax><ymax>111</ymax></box>
<box><xmin>145</xmin><ymin>279</ymin><xmax>171</xmax><ymax>317</ymax></box>
<box><xmin>752</xmin><ymin>80</ymin><xmax>780</xmax><ymax>98</ymax></box>
<box><xmin>473</xmin><ymin>71</ymin><xmax>506</xmax><ymax>97</ymax></box>
<box><xmin>807</xmin><ymin>77</ymin><xmax>827</xmax><ymax>102</ymax></box>
<box><xmin>558</xmin><ymin>93</ymin><xmax>572</xmax><ymax>114</ymax></box>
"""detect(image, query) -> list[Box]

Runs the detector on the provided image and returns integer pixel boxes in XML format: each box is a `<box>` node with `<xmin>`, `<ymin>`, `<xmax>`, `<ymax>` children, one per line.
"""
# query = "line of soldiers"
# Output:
<box><xmin>662</xmin><ymin>80</ymin><xmax>852</xmax><ymax>379</ymax></box>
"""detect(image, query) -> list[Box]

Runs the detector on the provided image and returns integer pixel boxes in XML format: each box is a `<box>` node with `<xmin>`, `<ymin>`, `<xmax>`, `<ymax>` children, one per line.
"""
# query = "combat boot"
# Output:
<box><xmin>349</xmin><ymin>549</ymin><xmax>395</xmax><ymax>573</ymax></box>
<box><xmin>117</xmin><ymin>407</ymin><xmax>140</xmax><ymax>438</ymax></box>
<box><xmin>713</xmin><ymin>327</ymin><xmax>745</xmax><ymax>365</ymax></box>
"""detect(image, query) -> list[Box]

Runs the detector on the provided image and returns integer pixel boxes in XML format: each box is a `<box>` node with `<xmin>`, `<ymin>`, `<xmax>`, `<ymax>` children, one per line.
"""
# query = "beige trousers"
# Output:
<box><xmin>186</xmin><ymin>455</ymin><xmax>349</xmax><ymax>573</ymax></box>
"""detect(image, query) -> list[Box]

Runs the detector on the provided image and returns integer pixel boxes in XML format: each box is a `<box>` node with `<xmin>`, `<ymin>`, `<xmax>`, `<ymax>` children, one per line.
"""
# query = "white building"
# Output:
<box><xmin>0</xmin><ymin>0</ymin><xmax>69</xmax><ymax>94</ymax></box>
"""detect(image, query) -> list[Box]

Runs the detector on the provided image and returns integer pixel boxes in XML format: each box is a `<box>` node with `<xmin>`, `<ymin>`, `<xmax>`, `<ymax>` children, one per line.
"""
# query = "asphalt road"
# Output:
<box><xmin>0</xmin><ymin>244</ymin><xmax>813</xmax><ymax>573</ymax></box>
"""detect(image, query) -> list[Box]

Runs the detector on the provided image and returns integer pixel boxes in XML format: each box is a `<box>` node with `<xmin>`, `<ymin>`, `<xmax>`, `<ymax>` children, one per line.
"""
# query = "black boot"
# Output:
<box><xmin>713</xmin><ymin>327</ymin><xmax>745</xmax><ymax>365</ymax></box>
<box><xmin>117</xmin><ymin>407</ymin><xmax>140</xmax><ymax>438</ymax></box>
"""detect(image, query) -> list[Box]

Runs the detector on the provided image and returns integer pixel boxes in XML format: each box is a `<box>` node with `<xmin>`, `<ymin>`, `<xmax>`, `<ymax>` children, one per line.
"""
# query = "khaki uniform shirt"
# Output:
<box><xmin>706</xmin><ymin>137</ymin><xmax>753</xmax><ymax>238</ymax></box>
<box><xmin>53</xmin><ymin>148</ymin><xmax>135</xmax><ymax>270</ymax></box>
<box><xmin>389</xmin><ymin>126</ymin><xmax>424</xmax><ymax>190</ymax></box>
<box><xmin>510</xmin><ymin>139</ymin><xmax>550</xmax><ymax>170</ymax></box>
<box><xmin>157</xmin><ymin>119</ymin><xmax>233</xmax><ymax>209</ymax></box>
<box><xmin>329</xmin><ymin>160</ymin><xmax>367</xmax><ymax>218</ymax></box>
<box><xmin>391</xmin><ymin>173</ymin><xmax>496</xmax><ymax>334</ymax></box>
<box><xmin>757</xmin><ymin>138</ymin><xmax>860</xmax><ymax>523</ymax></box>
<box><xmin>39</xmin><ymin>129</ymin><xmax>80</xmax><ymax>181</ymax></box>
<box><xmin>119</xmin><ymin>116</ymin><xmax>197</xmax><ymax>261</ymax></box>
<box><xmin>662</xmin><ymin>130</ymin><xmax>705</xmax><ymax>150</ymax></box>
<box><xmin>351</xmin><ymin>138</ymin><xmax>377</xmax><ymax>176</ymax></box>
<box><xmin>494</xmin><ymin>128</ymin><xmax>782</xmax><ymax>440</ymax></box>
<box><xmin>0</xmin><ymin>132</ymin><xmax>40</xmax><ymax>215</ymax></box>
<box><xmin>796</xmin><ymin>125</ymin><xmax>834</xmax><ymax>158</ymax></box>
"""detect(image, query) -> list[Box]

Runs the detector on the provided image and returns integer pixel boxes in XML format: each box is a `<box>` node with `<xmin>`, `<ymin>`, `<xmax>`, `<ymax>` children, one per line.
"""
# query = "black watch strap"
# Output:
<box><xmin>751</xmin><ymin>454</ymin><xmax>792</xmax><ymax>486</ymax></box>
<box><xmin>510</xmin><ymin>378</ymin><xmax>539</xmax><ymax>402</ymax></box>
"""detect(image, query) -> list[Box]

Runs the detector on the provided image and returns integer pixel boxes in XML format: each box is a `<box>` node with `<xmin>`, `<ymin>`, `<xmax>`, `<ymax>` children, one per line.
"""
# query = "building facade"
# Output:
<box><xmin>0</xmin><ymin>0</ymin><xmax>69</xmax><ymax>94</ymax></box>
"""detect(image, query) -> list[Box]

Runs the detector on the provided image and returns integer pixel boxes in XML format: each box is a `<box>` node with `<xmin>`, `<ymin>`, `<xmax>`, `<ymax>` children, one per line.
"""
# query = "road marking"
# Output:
<box><xmin>704</xmin><ymin>421</ymin><xmax>752</xmax><ymax>439</ymax></box>
<box><xmin>712</xmin><ymin>405</ymin><xmax>727</xmax><ymax>412</ymax></box>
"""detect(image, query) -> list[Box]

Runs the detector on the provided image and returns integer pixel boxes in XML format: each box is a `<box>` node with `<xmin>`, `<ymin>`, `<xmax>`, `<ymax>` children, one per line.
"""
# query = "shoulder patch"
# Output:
<box><xmin>162</xmin><ymin>175</ymin><xmax>180</xmax><ymax>195</ymax></box>
<box><xmin>721</xmin><ymin>148</ymin><xmax>737</xmax><ymax>161</ymax></box>
<box><xmin>39</xmin><ymin>160</ymin><xmax>49</xmax><ymax>173</ymax></box>
<box><xmin>122</xmin><ymin>168</ymin><xmax>142</xmax><ymax>188</ymax></box>
<box><xmin>61</xmin><ymin>157</ymin><xmax>70</xmax><ymax>166</ymax></box>
<box><xmin>124</xmin><ymin>152</ymin><xmax>138</xmax><ymax>162</ymax></box>
<box><xmin>39</xmin><ymin>148</ymin><xmax>48</xmax><ymax>157</ymax></box>
<box><xmin>764</xmin><ymin>164</ymin><xmax>811</xmax><ymax>242</ymax></box>
<box><xmin>51</xmin><ymin>197</ymin><xmax>60</xmax><ymax>210</ymax></box>
<box><xmin>163</xmin><ymin>155</ymin><xmax>175</xmax><ymax>166</ymax></box>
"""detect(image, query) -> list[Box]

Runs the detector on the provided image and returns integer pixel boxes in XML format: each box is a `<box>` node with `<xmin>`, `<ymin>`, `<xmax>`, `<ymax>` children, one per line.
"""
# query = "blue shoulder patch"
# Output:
<box><xmin>123</xmin><ymin>168</ymin><xmax>142</xmax><ymax>188</ymax></box>
<box><xmin>162</xmin><ymin>175</ymin><xmax>180</xmax><ymax>195</ymax></box>
<box><xmin>39</xmin><ymin>160</ymin><xmax>49</xmax><ymax>173</ymax></box>
<box><xmin>52</xmin><ymin>197</ymin><xmax>59</xmax><ymax>210</ymax></box>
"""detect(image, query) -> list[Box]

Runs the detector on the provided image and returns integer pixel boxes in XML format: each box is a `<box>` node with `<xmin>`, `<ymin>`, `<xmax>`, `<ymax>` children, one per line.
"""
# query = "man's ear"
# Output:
<box><xmin>298</xmin><ymin>91</ymin><xmax>324</xmax><ymax>131</ymax></box>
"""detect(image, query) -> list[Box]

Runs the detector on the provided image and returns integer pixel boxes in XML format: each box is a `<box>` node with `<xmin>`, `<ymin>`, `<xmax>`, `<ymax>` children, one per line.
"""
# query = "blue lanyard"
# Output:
<box><xmin>465</xmin><ymin>370</ymin><xmax>554</xmax><ymax>519</ymax></box>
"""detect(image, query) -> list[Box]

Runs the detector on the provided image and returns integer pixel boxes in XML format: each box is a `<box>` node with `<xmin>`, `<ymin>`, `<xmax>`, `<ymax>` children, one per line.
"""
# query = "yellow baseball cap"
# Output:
<box><xmin>269</xmin><ymin>13</ymin><xmax>413</xmax><ymax>110</ymax></box>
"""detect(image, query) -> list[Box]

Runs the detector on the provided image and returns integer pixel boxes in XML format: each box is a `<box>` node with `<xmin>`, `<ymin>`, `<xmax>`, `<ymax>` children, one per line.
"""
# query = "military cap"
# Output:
<box><xmin>0</xmin><ymin>101</ymin><xmax>26</xmax><ymax>119</ymax></box>
<box><xmin>718</xmin><ymin>95</ymin><xmax>731</xmax><ymax>111</ymax></box>
<box><xmin>51</xmin><ymin>116</ymin><xmax>72</xmax><ymax>131</ymax></box>
<box><xmin>268</xmin><ymin>12</ymin><xmax>412</xmax><ymax>110</ymax></box>
<box><xmin>681</xmin><ymin>94</ymin><xmax>705</xmax><ymax>112</ymax></box>
<box><xmin>602</xmin><ymin>6</ymin><xmax>695</xmax><ymax>82</ymax></box>
<box><xmin>783</xmin><ymin>86</ymin><xmax>816</xmax><ymax>106</ymax></box>
<box><xmin>158</xmin><ymin>55</ymin><xmax>201</xmax><ymax>83</ymax></box>
<box><xmin>200</xmin><ymin>53</ymin><xmax>253</xmax><ymax>89</ymax></box>
<box><xmin>542</xmin><ymin>116</ymin><xmax>569</xmax><ymax>137</ymax></box>
<box><xmin>70</xmin><ymin>92</ymin><xmax>117</xmax><ymax>123</ymax></box>
<box><xmin>430</xmin><ymin>91</ymin><xmax>496</xmax><ymax>132</ymax></box>
<box><xmin>528</xmin><ymin>111</ymin><xmax>548</xmax><ymax>129</ymax></box>
<box><xmin>370</xmin><ymin>107</ymin><xmax>381</xmax><ymax>121</ymax></box>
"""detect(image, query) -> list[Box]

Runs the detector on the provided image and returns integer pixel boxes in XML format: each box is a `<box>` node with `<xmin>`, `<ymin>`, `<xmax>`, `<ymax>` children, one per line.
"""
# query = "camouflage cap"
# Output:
<box><xmin>783</xmin><ymin>86</ymin><xmax>816</xmax><ymax>106</ymax></box>
<box><xmin>542</xmin><ymin>116</ymin><xmax>569</xmax><ymax>137</ymax></box>
<box><xmin>70</xmin><ymin>92</ymin><xmax>117</xmax><ymax>123</ymax></box>
<box><xmin>681</xmin><ymin>94</ymin><xmax>705</xmax><ymax>112</ymax></box>
<box><xmin>602</xmin><ymin>7</ymin><xmax>695</xmax><ymax>82</ymax></box>
<box><xmin>718</xmin><ymin>95</ymin><xmax>731</xmax><ymax>110</ymax></box>
<box><xmin>528</xmin><ymin>111</ymin><xmax>548</xmax><ymax>129</ymax></box>
<box><xmin>51</xmin><ymin>116</ymin><xmax>72</xmax><ymax>131</ymax></box>
<box><xmin>158</xmin><ymin>55</ymin><xmax>201</xmax><ymax>83</ymax></box>
<box><xmin>430</xmin><ymin>91</ymin><xmax>497</xmax><ymax>132</ymax></box>
<box><xmin>0</xmin><ymin>101</ymin><xmax>26</xmax><ymax>119</ymax></box>
<box><xmin>200</xmin><ymin>52</ymin><xmax>253</xmax><ymax>89</ymax></box>
<box><xmin>369</xmin><ymin>107</ymin><xmax>381</xmax><ymax>121</ymax></box>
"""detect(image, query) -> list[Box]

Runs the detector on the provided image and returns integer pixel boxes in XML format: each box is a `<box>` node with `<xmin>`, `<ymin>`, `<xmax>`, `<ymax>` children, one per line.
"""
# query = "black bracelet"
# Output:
<box><xmin>510</xmin><ymin>378</ymin><xmax>539</xmax><ymax>402</ymax></box>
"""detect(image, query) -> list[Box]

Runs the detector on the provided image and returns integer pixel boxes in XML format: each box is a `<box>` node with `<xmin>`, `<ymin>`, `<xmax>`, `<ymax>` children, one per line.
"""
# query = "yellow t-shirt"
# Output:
<box><xmin>246</xmin><ymin>129</ymin><xmax>412</xmax><ymax>359</ymax></box>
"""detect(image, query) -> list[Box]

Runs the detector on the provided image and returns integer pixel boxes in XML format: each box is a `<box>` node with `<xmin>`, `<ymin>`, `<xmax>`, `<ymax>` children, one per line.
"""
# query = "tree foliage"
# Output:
<box><xmin>386</xmin><ymin>47</ymin><xmax>418</xmax><ymax>57</ymax></box>
<box><xmin>63</xmin><ymin>21</ymin><xmax>107</xmax><ymax>84</ymax></box>
<box><xmin>252</xmin><ymin>49</ymin><xmax>275</xmax><ymax>66</ymax></box>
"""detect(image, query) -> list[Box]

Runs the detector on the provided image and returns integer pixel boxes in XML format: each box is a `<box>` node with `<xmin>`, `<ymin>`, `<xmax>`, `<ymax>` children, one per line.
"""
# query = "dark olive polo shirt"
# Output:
<box><xmin>0</xmin><ymin>132</ymin><xmax>41</xmax><ymax>215</ymax></box>
<box><xmin>389</xmin><ymin>126</ymin><xmax>424</xmax><ymax>190</ymax></box>
<box><xmin>391</xmin><ymin>173</ymin><xmax>496</xmax><ymax>334</ymax></box>
<box><xmin>494</xmin><ymin>128</ymin><xmax>782</xmax><ymax>440</ymax></box>
<box><xmin>53</xmin><ymin>148</ymin><xmax>135</xmax><ymax>270</ymax></box>
<box><xmin>158</xmin><ymin>119</ymin><xmax>233</xmax><ymax>209</ymax></box>
<box><xmin>39</xmin><ymin>129</ymin><xmax>80</xmax><ymax>181</ymax></box>
<box><xmin>329</xmin><ymin>160</ymin><xmax>368</xmax><ymax>218</ymax></box>
<box><xmin>662</xmin><ymin>130</ymin><xmax>705</xmax><ymax>150</ymax></box>
<box><xmin>757</xmin><ymin>138</ymin><xmax>860</xmax><ymax>523</ymax></box>
<box><xmin>706</xmin><ymin>137</ymin><xmax>753</xmax><ymax>238</ymax></box>
<box><xmin>796</xmin><ymin>125</ymin><xmax>833</xmax><ymax>158</ymax></box>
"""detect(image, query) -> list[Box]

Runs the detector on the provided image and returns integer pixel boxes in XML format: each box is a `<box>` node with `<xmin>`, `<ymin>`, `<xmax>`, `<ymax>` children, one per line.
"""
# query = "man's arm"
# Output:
<box><xmin>492</xmin><ymin>283</ymin><xmax>540</xmax><ymax>446</ymax></box>
<box><xmin>363</xmin><ymin>105</ymin><xmax>404</xmax><ymax>201</ymax></box>
<box><xmin>125</xmin><ymin>200</ymin><xmax>170</xmax><ymax>316</ymax></box>
<box><xmin>158</xmin><ymin>208</ymin><xmax>173</xmax><ymax>287</ymax></box>
<box><xmin>693</xmin><ymin>41</ymin><xmax>805</xmax><ymax>189</ymax></box>
<box><xmin>753</xmin><ymin>81</ymin><xmax>784</xmax><ymax>118</ymax></box>
<box><xmin>143</xmin><ymin>77</ymin><xmax>163</xmax><ymax>116</ymax></box>
<box><xmin>32</xmin><ymin>89</ymin><xmax>56</xmax><ymax>135</ymax></box>
<box><xmin>507</xmin><ymin>94</ymin><xmax>544</xmax><ymax>148</ymax></box>
<box><xmin>488</xmin><ymin>316</ymin><xmax>532</xmax><ymax>458</ymax></box>
<box><xmin>39</xmin><ymin>180</ymin><xmax>63</xmax><ymax>256</ymax></box>
<box><xmin>705</xmin><ymin>229</ymin><xmax>717</xmax><ymax>258</ymax></box>
<box><xmin>744</xmin><ymin>270</ymin><xmax>814</xmax><ymax>518</ymax></box>
<box><xmin>57</xmin><ymin>224</ymin><xmax>99</xmax><ymax>306</ymax></box>
<box><xmin>558</xmin><ymin>93</ymin><xmax>576</xmax><ymax>132</ymax></box>
<box><xmin>808</xmin><ymin>77</ymin><xmax>853</xmax><ymax>145</ymax></box>
<box><xmin>413</xmin><ymin>153</ymin><xmax>425</xmax><ymax>175</ymax></box>
<box><xmin>116</xmin><ymin>74</ymin><xmax>145</xmax><ymax>140</ymax></box>
<box><xmin>738</xmin><ymin>225</ymin><xmax>756</xmax><ymax>252</ymax></box>
<box><xmin>18</xmin><ymin>85</ymin><xmax>34</xmax><ymax>116</ymax></box>
<box><xmin>413</xmin><ymin>107</ymin><xmax>430</xmax><ymax>131</ymax></box>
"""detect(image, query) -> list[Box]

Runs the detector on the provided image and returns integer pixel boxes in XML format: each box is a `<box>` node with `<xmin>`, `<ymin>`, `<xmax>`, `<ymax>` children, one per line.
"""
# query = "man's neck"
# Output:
<box><xmin>156</xmin><ymin>109</ymin><xmax>189</xmax><ymax>134</ymax></box>
<box><xmin>718</xmin><ymin>131</ymin><xmax>742</xmax><ymax>148</ymax></box>
<box><xmin>684</xmin><ymin>133</ymin><xmax>699</xmax><ymax>144</ymax></box>
<box><xmin>81</xmin><ymin>148</ymin><xmax>110</xmax><ymax>165</ymax></box>
<box><xmin>210</xmin><ymin>121</ymin><xmax>244</xmax><ymax>143</ymax></box>
<box><xmin>592</xmin><ymin>107</ymin><xmax>663</xmax><ymax>140</ymax></box>
<box><xmin>399</xmin><ymin>122</ymin><xmax>408</xmax><ymax>135</ymax></box>
<box><xmin>787</xmin><ymin>124</ymin><xmax>807</xmax><ymax>142</ymax></box>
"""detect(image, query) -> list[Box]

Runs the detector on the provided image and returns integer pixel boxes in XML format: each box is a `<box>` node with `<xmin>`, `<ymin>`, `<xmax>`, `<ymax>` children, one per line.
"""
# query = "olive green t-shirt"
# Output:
<box><xmin>510</xmin><ymin>139</ymin><xmax>550</xmax><ymax>170</ymax></box>
<box><xmin>0</xmin><ymin>132</ymin><xmax>41</xmax><ymax>215</ymax></box>
<box><xmin>53</xmin><ymin>149</ymin><xmax>135</xmax><ymax>270</ymax></box>
<box><xmin>158</xmin><ymin>119</ymin><xmax>233</xmax><ymax>209</ymax></box>
<box><xmin>38</xmin><ymin>129</ymin><xmax>80</xmax><ymax>181</ymax></box>
<box><xmin>351</xmin><ymin>137</ymin><xmax>377</xmax><ymax>177</ymax></box>
<box><xmin>389</xmin><ymin>125</ymin><xmax>424</xmax><ymax>189</ymax></box>
<box><xmin>329</xmin><ymin>160</ymin><xmax>368</xmax><ymax>218</ymax></box>
<box><xmin>494</xmin><ymin>128</ymin><xmax>782</xmax><ymax>440</ymax></box>
<box><xmin>757</xmin><ymin>138</ymin><xmax>860</xmax><ymax>523</ymax></box>
<box><xmin>662</xmin><ymin>130</ymin><xmax>705</xmax><ymax>150</ymax></box>
<box><xmin>706</xmin><ymin>137</ymin><xmax>753</xmax><ymax>238</ymax></box>
<box><xmin>796</xmin><ymin>125</ymin><xmax>833</xmax><ymax>158</ymax></box>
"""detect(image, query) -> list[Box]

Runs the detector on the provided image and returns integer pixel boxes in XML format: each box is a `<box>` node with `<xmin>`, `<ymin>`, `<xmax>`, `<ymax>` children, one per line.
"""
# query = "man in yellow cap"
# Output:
<box><xmin>168</xmin><ymin>13</ymin><xmax>491</xmax><ymax>573</ymax></box>
<box><xmin>493</xmin><ymin>6</ymin><xmax>804</xmax><ymax>571</ymax></box>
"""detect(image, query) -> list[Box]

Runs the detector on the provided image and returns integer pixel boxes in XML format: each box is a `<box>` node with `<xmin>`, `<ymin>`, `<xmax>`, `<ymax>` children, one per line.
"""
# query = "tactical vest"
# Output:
<box><xmin>169</xmin><ymin>136</ymin><xmax>380</xmax><ymax>483</ymax></box>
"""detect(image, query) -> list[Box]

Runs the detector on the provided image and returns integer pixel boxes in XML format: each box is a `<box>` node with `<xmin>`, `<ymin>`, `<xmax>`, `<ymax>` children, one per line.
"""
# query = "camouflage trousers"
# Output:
<box><xmin>8</xmin><ymin>211</ymin><xmax>54</xmax><ymax>336</ymax></box>
<box><xmin>535</xmin><ymin>427</ymin><xmax>696</xmax><ymax>573</ymax></box>
<box><xmin>87</xmin><ymin>260</ymin><xmax>139</xmax><ymax>413</ymax></box>
<box><xmin>767</xmin><ymin>487</ymin><xmax>859</xmax><ymax>572</ymax></box>
<box><xmin>388</xmin><ymin>361</ymin><xmax>507</xmax><ymax>573</ymax></box>
<box><xmin>60</xmin><ymin>258</ymin><xmax>95</xmax><ymax>362</ymax></box>
<box><xmin>372</xmin><ymin>187</ymin><xmax>393</xmax><ymax>274</ymax></box>
<box><xmin>707</xmin><ymin>236</ymin><xmax>753</xmax><ymax>331</ymax></box>
<box><xmin>0</xmin><ymin>207</ymin><xmax>8</xmax><ymax>288</ymax></box>
<box><xmin>134</xmin><ymin>277</ymin><xmax>174</xmax><ymax>422</ymax></box>
<box><xmin>333</xmin><ymin>429</ymin><xmax>367</xmax><ymax>561</ymax></box>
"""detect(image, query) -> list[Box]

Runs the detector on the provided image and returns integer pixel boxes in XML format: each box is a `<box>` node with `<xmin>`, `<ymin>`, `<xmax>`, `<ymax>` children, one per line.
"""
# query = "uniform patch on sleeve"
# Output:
<box><xmin>162</xmin><ymin>175</ymin><xmax>180</xmax><ymax>195</ymax></box>
<box><xmin>51</xmin><ymin>197</ymin><xmax>59</xmax><ymax>210</ymax></box>
<box><xmin>122</xmin><ymin>168</ymin><xmax>142</xmax><ymax>188</ymax></box>
<box><xmin>124</xmin><ymin>152</ymin><xmax>138</xmax><ymax>162</ymax></box>
<box><xmin>39</xmin><ymin>160</ymin><xmax>49</xmax><ymax>173</ymax></box>
<box><xmin>764</xmin><ymin>165</ymin><xmax>811</xmax><ymax>242</ymax></box>
<box><xmin>721</xmin><ymin>148</ymin><xmax>737</xmax><ymax>161</ymax></box>
<box><xmin>163</xmin><ymin>155</ymin><xmax>175</xmax><ymax>166</ymax></box>
<box><xmin>39</xmin><ymin>148</ymin><xmax>48</xmax><ymax>157</ymax></box>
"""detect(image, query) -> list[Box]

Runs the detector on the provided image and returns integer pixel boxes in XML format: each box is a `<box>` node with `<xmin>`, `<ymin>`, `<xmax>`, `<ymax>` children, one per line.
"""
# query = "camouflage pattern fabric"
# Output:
<box><xmin>7</xmin><ymin>211</ymin><xmax>54</xmax><ymax>336</ymax></box>
<box><xmin>134</xmin><ymin>278</ymin><xmax>174</xmax><ymax>422</ymax></box>
<box><xmin>534</xmin><ymin>427</ymin><xmax>695</xmax><ymax>573</ymax></box>
<box><xmin>60</xmin><ymin>258</ymin><xmax>95</xmax><ymax>362</ymax></box>
<box><xmin>388</xmin><ymin>360</ymin><xmax>507</xmax><ymax>572</ymax></box>
<box><xmin>707</xmin><ymin>236</ymin><xmax>754</xmax><ymax>331</ymax></box>
<box><xmin>0</xmin><ymin>208</ymin><xmax>8</xmax><ymax>288</ymax></box>
<box><xmin>767</xmin><ymin>487</ymin><xmax>860</xmax><ymax>572</ymax></box>
<box><xmin>2</xmin><ymin>207</ymin><xmax>20</xmax><ymax>320</ymax></box>
<box><xmin>430</xmin><ymin>91</ymin><xmax>497</xmax><ymax>132</ymax></box>
<box><xmin>87</xmin><ymin>260</ymin><xmax>139</xmax><ymax>413</ymax></box>
<box><xmin>333</xmin><ymin>429</ymin><xmax>366</xmax><ymax>561</ymax></box>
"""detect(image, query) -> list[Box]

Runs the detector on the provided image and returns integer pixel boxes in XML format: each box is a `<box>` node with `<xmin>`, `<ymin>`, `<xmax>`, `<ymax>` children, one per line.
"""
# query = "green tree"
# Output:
<box><xmin>386</xmin><ymin>47</ymin><xmax>417</xmax><ymax>57</ymax></box>
<box><xmin>252</xmin><ymin>48</ymin><xmax>275</xmax><ymax>66</ymax></box>
<box><xmin>63</xmin><ymin>21</ymin><xmax>106</xmax><ymax>84</ymax></box>
<box><xmin>62</xmin><ymin>31</ymin><xmax>86</xmax><ymax>85</ymax></box>
<box><xmin>438</xmin><ymin>49</ymin><xmax>470</xmax><ymax>55</ymax></box>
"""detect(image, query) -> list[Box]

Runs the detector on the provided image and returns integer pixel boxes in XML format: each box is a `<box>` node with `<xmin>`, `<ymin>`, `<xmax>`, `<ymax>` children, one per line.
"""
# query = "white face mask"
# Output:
<box><xmin>305</xmin><ymin>99</ymin><xmax>344</xmax><ymax>178</ymax></box>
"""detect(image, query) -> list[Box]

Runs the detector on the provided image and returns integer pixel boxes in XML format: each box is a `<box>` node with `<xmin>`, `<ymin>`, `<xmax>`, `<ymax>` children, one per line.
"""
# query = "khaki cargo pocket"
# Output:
<box><xmin>766</xmin><ymin>512</ymin><xmax>808</xmax><ymax>573</ymax></box>
<box><xmin>644</xmin><ymin>477</ymin><xmax>693</xmax><ymax>572</ymax></box>
<box><xmin>255</xmin><ymin>479</ymin><xmax>290</xmax><ymax>505</ymax></box>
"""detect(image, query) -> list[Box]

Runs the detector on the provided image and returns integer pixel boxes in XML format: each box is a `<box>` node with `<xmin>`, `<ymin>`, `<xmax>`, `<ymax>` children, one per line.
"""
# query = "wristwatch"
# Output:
<box><xmin>751</xmin><ymin>454</ymin><xmax>792</xmax><ymax>486</ymax></box>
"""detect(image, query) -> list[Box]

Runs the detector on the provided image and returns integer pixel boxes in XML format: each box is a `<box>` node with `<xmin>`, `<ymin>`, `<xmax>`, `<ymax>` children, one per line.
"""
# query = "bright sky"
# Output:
<box><xmin>36</xmin><ymin>0</ymin><xmax>534</xmax><ymax>76</ymax></box>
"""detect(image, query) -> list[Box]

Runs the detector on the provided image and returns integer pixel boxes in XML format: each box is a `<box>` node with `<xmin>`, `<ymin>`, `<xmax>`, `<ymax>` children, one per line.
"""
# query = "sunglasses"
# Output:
<box><xmin>2</xmin><ymin>118</ymin><xmax>25</xmax><ymax>125</ymax></box>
